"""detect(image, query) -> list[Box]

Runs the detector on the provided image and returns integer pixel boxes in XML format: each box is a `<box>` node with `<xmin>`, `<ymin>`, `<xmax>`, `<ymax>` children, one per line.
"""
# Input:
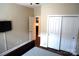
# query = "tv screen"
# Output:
<box><xmin>0</xmin><ymin>21</ymin><xmax>12</xmax><ymax>32</ymax></box>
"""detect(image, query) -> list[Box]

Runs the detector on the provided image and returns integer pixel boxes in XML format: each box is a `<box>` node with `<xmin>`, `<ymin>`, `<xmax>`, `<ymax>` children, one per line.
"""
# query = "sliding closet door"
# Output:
<box><xmin>48</xmin><ymin>16</ymin><xmax>62</xmax><ymax>50</ymax></box>
<box><xmin>60</xmin><ymin>16</ymin><xmax>78</xmax><ymax>53</ymax></box>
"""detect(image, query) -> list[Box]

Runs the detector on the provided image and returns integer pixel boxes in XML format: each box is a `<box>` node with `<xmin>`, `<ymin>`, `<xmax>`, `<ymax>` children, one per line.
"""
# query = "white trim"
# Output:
<box><xmin>35</xmin><ymin>16</ymin><xmax>39</xmax><ymax>17</ymax></box>
<box><xmin>47</xmin><ymin>16</ymin><xmax>49</xmax><ymax>47</ymax></box>
<box><xmin>0</xmin><ymin>40</ymin><xmax>32</xmax><ymax>56</ymax></box>
<box><xmin>3</xmin><ymin>33</ymin><xmax>7</xmax><ymax>51</ymax></box>
<box><xmin>48</xmin><ymin>15</ymin><xmax>79</xmax><ymax>17</ymax></box>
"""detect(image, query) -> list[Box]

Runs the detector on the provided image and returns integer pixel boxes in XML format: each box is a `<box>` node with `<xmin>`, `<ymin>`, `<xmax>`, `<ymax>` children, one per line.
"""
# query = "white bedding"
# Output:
<box><xmin>22</xmin><ymin>47</ymin><xmax>60</xmax><ymax>56</ymax></box>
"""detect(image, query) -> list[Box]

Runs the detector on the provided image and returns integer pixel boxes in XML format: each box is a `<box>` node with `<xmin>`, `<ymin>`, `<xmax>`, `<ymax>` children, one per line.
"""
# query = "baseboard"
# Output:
<box><xmin>39</xmin><ymin>46</ymin><xmax>74</xmax><ymax>56</ymax></box>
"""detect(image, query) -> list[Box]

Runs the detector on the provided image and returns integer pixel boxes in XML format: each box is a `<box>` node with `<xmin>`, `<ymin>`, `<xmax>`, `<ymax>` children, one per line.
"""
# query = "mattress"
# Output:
<box><xmin>22</xmin><ymin>47</ymin><xmax>60</xmax><ymax>56</ymax></box>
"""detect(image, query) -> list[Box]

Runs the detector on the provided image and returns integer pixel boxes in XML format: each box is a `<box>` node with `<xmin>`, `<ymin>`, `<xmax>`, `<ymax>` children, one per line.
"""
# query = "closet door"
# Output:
<box><xmin>60</xmin><ymin>16</ymin><xmax>78</xmax><ymax>54</ymax></box>
<box><xmin>48</xmin><ymin>16</ymin><xmax>62</xmax><ymax>50</ymax></box>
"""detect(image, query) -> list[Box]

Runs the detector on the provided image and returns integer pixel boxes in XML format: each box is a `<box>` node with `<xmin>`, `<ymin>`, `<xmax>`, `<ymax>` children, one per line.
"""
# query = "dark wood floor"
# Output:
<box><xmin>39</xmin><ymin>46</ymin><xmax>74</xmax><ymax>56</ymax></box>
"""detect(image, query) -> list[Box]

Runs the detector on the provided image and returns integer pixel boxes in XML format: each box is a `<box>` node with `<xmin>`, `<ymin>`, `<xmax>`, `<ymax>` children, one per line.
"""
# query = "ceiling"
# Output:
<box><xmin>17</xmin><ymin>3</ymin><xmax>41</xmax><ymax>8</ymax></box>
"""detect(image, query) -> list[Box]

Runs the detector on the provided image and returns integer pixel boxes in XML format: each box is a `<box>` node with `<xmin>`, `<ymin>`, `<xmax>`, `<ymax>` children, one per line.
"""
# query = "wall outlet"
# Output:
<box><xmin>16</xmin><ymin>40</ymin><xmax>19</xmax><ymax>44</ymax></box>
<box><xmin>16</xmin><ymin>40</ymin><xmax>22</xmax><ymax>45</ymax></box>
<box><xmin>19</xmin><ymin>40</ymin><xmax>22</xmax><ymax>43</ymax></box>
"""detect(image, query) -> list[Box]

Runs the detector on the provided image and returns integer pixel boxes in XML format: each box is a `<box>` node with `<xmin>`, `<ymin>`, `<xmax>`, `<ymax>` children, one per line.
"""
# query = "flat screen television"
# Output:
<box><xmin>0</xmin><ymin>21</ymin><xmax>12</xmax><ymax>32</ymax></box>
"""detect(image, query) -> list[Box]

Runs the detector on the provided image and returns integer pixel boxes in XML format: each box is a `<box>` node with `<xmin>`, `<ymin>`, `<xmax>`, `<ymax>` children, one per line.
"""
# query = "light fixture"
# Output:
<box><xmin>30</xmin><ymin>3</ymin><xmax>32</xmax><ymax>5</ymax></box>
<box><xmin>30</xmin><ymin>3</ymin><xmax>40</xmax><ymax>5</ymax></box>
<box><xmin>35</xmin><ymin>3</ymin><xmax>40</xmax><ymax>4</ymax></box>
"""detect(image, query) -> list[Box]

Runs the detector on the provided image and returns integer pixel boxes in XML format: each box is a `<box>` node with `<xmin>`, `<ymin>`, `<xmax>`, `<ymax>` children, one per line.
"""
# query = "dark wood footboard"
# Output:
<box><xmin>5</xmin><ymin>40</ymin><xmax>35</xmax><ymax>56</ymax></box>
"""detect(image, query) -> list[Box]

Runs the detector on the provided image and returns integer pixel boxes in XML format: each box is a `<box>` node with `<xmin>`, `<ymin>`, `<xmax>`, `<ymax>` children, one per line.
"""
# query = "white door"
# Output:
<box><xmin>48</xmin><ymin>16</ymin><xmax>62</xmax><ymax>50</ymax></box>
<box><xmin>29</xmin><ymin>16</ymin><xmax>34</xmax><ymax>41</ymax></box>
<box><xmin>60</xmin><ymin>16</ymin><xmax>79</xmax><ymax>54</ymax></box>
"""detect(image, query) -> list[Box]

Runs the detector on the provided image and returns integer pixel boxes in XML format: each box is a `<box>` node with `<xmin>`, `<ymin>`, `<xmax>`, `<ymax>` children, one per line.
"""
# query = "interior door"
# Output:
<box><xmin>48</xmin><ymin>16</ymin><xmax>62</xmax><ymax>50</ymax></box>
<box><xmin>60</xmin><ymin>16</ymin><xmax>79</xmax><ymax>54</ymax></box>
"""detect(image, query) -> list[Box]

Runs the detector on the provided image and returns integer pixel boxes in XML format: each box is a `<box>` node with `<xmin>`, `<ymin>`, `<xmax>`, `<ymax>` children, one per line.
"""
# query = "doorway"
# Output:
<box><xmin>35</xmin><ymin>16</ymin><xmax>40</xmax><ymax>47</ymax></box>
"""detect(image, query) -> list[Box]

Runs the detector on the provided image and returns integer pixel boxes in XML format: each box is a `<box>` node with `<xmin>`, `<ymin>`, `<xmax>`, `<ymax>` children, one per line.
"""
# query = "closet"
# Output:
<box><xmin>40</xmin><ymin>15</ymin><xmax>79</xmax><ymax>55</ymax></box>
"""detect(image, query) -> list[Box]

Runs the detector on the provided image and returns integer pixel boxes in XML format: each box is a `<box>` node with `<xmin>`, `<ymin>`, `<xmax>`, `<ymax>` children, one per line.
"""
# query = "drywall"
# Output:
<box><xmin>0</xmin><ymin>3</ymin><xmax>34</xmax><ymax>53</ymax></box>
<box><xmin>40</xmin><ymin>3</ymin><xmax>79</xmax><ymax>33</ymax></box>
<box><xmin>34</xmin><ymin>6</ymin><xmax>41</xmax><ymax>16</ymax></box>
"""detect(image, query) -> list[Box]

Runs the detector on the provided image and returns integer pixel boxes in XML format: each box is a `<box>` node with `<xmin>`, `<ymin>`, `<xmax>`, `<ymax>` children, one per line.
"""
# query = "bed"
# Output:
<box><xmin>22</xmin><ymin>47</ymin><xmax>60</xmax><ymax>56</ymax></box>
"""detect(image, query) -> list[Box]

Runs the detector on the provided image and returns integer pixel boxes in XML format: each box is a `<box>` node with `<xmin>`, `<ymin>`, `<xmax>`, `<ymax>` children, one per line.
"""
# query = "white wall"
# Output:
<box><xmin>0</xmin><ymin>3</ymin><xmax>34</xmax><ymax>53</ymax></box>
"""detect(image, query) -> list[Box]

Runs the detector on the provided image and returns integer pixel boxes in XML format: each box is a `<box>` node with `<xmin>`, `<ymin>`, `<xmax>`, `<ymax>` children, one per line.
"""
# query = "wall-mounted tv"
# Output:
<box><xmin>0</xmin><ymin>21</ymin><xmax>12</xmax><ymax>32</ymax></box>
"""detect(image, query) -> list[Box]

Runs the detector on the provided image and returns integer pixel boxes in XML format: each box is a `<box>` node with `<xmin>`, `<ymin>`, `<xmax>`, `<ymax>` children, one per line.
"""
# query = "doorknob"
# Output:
<box><xmin>73</xmin><ymin>37</ymin><xmax>75</xmax><ymax>39</ymax></box>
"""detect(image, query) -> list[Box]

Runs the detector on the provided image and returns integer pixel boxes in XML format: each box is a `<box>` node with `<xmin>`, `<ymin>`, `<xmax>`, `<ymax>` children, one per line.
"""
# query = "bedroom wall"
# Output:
<box><xmin>40</xmin><ymin>3</ymin><xmax>79</xmax><ymax>54</ymax></box>
<box><xmin>34</xmin><ymin>6</ymin><xmax>41</xmax><ymax>16</ymax></box>
<box><xmin>41</xmin><ymin>3</ymin><xmax>79</xmax><ymax>33</ymax></box>
<box><xmin>0</xmin><ymin>3</ymin><xmax>34</xmax><ymax>54</ymax></box>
